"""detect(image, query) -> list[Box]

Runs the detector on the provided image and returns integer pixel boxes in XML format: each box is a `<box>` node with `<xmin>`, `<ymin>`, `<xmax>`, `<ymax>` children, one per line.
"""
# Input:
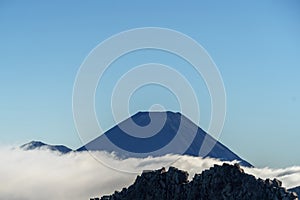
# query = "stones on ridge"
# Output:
<box><xmin>97</xmin><ymin>163</ymin><xmax>298</xmax><ymax>200</ymax></box>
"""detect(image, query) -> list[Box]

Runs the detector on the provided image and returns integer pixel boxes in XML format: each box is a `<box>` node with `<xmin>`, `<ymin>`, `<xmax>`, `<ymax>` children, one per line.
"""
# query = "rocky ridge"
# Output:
<box><xmin>289</xmin><ymin>187</ymin><xmax>300</xmax><ymax>199</ymax></box>
<box><xmin>20</xmin><ymin>141</ymin><xmax>72</xmax><ymax>154</ymax></box>
<box><xmin>93</xmin><ymin>163</ymin><xmax>298</xmax><ymax>200</ymax></box>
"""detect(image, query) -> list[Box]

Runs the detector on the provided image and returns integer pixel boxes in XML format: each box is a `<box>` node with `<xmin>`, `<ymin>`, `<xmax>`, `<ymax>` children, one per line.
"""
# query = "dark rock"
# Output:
<box><xmin>97</xmin><ymin>164</ymin><xmax>298</xmax><ymax>200</ymax></box>
<box><xmin>289</xmin><ymin>186</ymin><xmax>300</xmax><ymax>199</ymax></box>
<box><xmin>273</xmin><ymin>178</ymin><xmax>282</xmax><ymax>187</ymax></box>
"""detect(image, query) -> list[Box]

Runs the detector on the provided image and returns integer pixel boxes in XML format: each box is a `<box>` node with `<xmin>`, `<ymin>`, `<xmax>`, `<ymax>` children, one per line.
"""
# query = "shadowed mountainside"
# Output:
<box><xmin>78</xmin><ymin>111</ymin><xmax>252</xmax><ymax>167</ymax></box>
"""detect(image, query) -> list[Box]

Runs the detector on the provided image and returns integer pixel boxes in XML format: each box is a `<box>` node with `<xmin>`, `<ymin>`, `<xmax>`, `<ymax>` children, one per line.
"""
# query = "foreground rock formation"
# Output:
<box><xmin>289</xmin><ymin>187</ymin><xmax>300</xmax><ymax>199</ymax></box>
<box><xmin>92</xmin><ymin>163</ymin><xmax>298</xmax><ymax>200</ymax></box>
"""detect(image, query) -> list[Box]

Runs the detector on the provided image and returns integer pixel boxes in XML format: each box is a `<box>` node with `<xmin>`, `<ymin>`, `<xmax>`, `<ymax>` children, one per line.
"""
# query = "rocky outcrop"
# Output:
<box><xmin>289</xmin><ymin>187</ymin><xmax>300</xmax><ymax>199</ymax></box>
<box><xmin>94</xmin><ymin>163</ymin><xmax>298</xmax><ymax>200</ymax></box>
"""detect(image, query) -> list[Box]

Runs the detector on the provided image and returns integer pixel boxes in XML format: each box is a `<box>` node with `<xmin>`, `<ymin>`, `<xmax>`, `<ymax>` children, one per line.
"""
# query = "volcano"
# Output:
<box><xmin>77</xmin><ymin>111</ymin><xmax>252</xmax><ymax>167</ymax></box>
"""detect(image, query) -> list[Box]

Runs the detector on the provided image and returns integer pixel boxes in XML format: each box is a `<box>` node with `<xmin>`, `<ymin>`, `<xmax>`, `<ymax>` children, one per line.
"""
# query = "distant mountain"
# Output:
<box><xmin>20</xmin><ymin>141</ymin><xmax>72</xmax><ymax>154</ymax></box>
<box><xmin>289</xmin><ymin>186</ymin><xmax>300</xmax><ymax>198</ymax></box>
<box><xmin>95</xmin><ymin>164</ymin><xmax>298</xmax><ymax>200</ymax></box>
<box><xmin>77</xmin><ymin>111</ymin><xmax>252</xmax><ymax>167</ymax></box>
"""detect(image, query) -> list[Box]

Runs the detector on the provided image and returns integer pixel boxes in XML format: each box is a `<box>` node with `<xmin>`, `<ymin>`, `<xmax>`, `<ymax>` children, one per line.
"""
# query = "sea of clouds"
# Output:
<box><xmin>0</xmin><ymin>146</ymin><xmax>299</xmax><ymax>200</ymax></box>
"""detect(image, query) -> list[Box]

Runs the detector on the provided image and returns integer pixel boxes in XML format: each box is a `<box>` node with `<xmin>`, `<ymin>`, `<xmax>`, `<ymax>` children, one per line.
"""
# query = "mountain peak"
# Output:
<box><xmin>20</xmin><ymin>141</ymin><xmax>47</xmax><ymax>149</ymax></box>
<box><xmin>78</xmin><ymin>111</ymin><xmax>252</xmax><ymax>167</ymax></box>
<box><xmin>20</xmin><ymin>141</ymin><xmax>72</xmax><ymax>154</ymax></box>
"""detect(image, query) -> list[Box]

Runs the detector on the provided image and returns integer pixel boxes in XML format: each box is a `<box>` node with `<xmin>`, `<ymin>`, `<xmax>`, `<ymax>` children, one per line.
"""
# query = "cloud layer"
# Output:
<box><xmin>0</xmin><ymin>147</ymin><xmax>299</xmax><ymax>200</ymax></box>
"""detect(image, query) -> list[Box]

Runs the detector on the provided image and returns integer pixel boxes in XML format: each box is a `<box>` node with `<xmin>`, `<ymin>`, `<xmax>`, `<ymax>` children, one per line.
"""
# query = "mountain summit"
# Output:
<box><xmin>20</xmin><ymin>141</ymin><xmax>72</xmax><ymax>154</ymax></box>
<box><xmin>78</xmin><ymin>111</ymin><xmax>252</xmax><ymax>167</ymax></box>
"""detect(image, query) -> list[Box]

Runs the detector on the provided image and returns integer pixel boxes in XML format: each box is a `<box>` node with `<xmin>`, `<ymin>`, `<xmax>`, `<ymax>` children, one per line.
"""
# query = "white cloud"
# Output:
<box><xmin>0</xmin><ymin>147</ymin><xmax>299</xmax><ymax>200</ymax></box>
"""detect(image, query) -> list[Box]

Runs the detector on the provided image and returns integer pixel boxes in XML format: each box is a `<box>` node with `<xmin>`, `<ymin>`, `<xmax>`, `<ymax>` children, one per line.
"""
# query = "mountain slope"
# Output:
<box><xmin>77</xmin><ymin>111</ymin><xmax>252</xmax><ymax>167</ymax></box>
<box><xmin>20</xmin><ymin>141</ymin><xmax>72</xmax><ymax>154</ymax></box>
<box><xmin>96</xmin><ymin>164</ymin><xmax>298</xmax><ymax>200</ymax></box>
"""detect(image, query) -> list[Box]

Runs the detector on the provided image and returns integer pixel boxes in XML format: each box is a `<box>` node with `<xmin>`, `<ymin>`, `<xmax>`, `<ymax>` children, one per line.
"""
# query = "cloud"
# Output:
<box><xmin>0</xmin><ymin>147</ymin><xmax>299</xmax><ymax>200</ymax></box>
<box><xmin>244</xmin><ymin>166</ymin><xmax>300</xmax><ymax>189</ymax></box>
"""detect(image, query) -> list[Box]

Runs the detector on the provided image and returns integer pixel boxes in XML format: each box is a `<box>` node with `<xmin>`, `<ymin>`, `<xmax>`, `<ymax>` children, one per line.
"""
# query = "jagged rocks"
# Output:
<box><xmin>97</xmin><ymin>163</ymin><xmax>298</xmax><ymax>200</ymax></box>
<box><xmin>289</xmin><ymin>187</ymin><xmax>300</xmax><ymax>199</ymax></box>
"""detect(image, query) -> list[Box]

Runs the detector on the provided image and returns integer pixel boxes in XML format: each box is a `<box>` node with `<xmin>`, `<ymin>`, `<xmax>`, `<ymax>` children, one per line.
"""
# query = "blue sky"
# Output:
<box><xmin>0</xmin><ymin>1</ymin><xmax>299</xmax><ymax>168</ymax></box>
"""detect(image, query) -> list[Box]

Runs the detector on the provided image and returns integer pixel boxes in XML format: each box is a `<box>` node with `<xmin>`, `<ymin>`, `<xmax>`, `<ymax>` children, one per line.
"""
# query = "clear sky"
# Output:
<box><xmin>0</xmin><ymin>1</ymin><xmax>299</xmax><ymax>168</ymax></box>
